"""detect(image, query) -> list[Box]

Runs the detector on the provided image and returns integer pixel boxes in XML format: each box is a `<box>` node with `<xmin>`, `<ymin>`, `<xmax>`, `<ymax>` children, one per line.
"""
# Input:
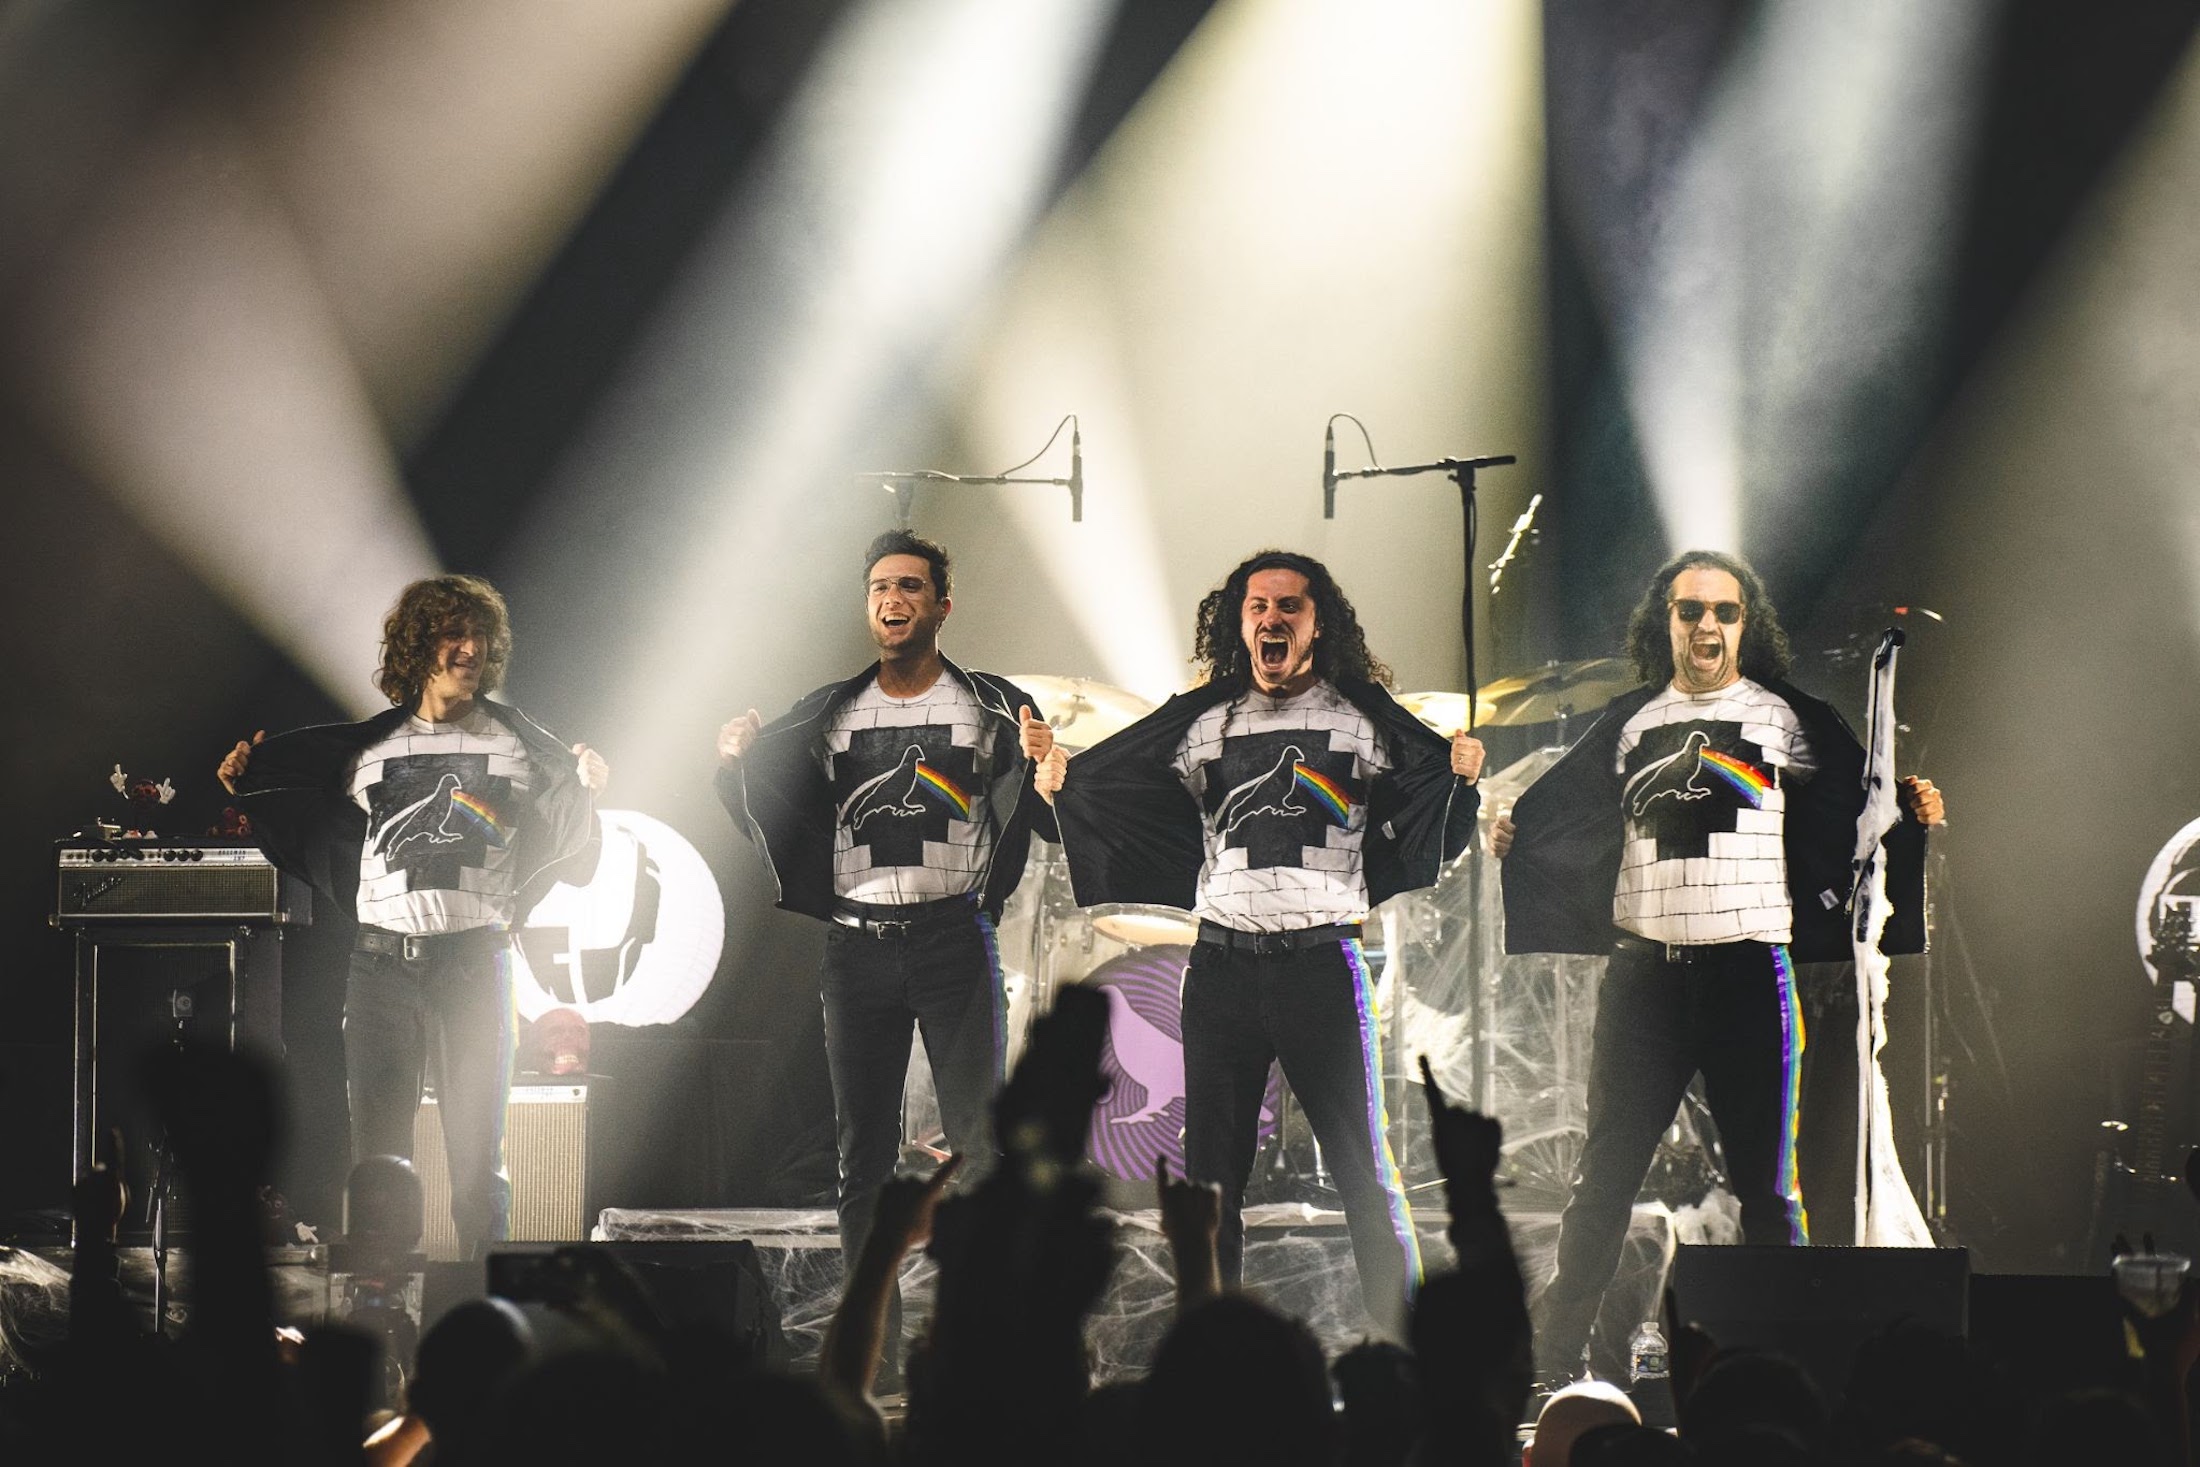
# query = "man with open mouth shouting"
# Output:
<box><xmin>716</xmin><ymin>529</ymin><xmax>1057</xmax><ymax>1390</ymax></box>
<box><xmin>1038</xmin><ymin>549</ymin><xmax>1485</xmax><ymax>1337</ymax></box>
<box><xmin>1492</xmin><ymin>549</ymin><xmax>1946</xmax><ymax>1381</ymax></box>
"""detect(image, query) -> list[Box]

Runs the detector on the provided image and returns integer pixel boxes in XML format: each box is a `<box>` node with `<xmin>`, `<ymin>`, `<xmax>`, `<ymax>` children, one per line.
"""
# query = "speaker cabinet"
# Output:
<box><xmin>480</xmin><ymin>1240</ymin><xmax>788</xmax><ymax>1370</ymax></box>
<box><xmin>414</xmin><ymin>1083</ymin><xmax>588</xmax><ymax>1261</ymax></box>
<box><xmin>1670</xmin><ymin>1244</ymin><xmax>1970</xmax><ymax>1407</ymax></box>
<box><xmin>69</xmin><ymin>925</ymin><xmax>285</xmax><ymax>1241</ymax></box>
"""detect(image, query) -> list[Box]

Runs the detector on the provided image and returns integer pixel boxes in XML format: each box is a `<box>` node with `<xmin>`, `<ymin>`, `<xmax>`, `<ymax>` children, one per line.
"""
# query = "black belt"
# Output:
<box><xmin>829</xmin><ymin>893</ymin><xmax>981</xmax><ymax>939</ymax></box>
<box><xmin>1196</xmin><ymin>919</ymin><xmax>1362</xmax><ymax>958</ymax></box>
<box><xmin>355</xmin><ymin>926</ymin><xmax>510</xmax><ymax>962</ymax></box>
<box><xmin>1610</xmin><ymin>933</ymin><xmax>1766</xmax><ymax>965</ymax></box>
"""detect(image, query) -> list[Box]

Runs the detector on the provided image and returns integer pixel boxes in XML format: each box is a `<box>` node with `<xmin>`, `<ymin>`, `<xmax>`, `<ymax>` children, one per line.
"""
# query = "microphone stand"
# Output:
<box><xmin>1324</xmin><ymin>454</ymin><xmax>1516</xmax><ymax>716</ymax></box>
<box><xmin>858</xmin><ymin>417</ymin><xmax>1083</xmax><ymax>528</ymax></box>
<box><xmin>1323</xmin><ymin>442</ymin><xmax>1518</xmax><ymax>1130</ymax></box>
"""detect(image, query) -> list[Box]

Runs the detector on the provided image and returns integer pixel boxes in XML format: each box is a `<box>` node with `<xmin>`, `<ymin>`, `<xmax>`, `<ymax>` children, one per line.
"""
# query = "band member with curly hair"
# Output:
<box><xmin>715</xmin><ymin>530</ymin><xmax>1058</xmax><ymax>1386</ymax></box>
<box><xmin>1040</xmin><ymin>550</ymin><xmax>1485</xmax><ymax>1336</ymax></box>
<box><xmin>1492</xmin><ymin>549</ymin><xmax>1945</xmax><ymax>1378</ymax></box>
<box><xmin>219</xmin><ymin>575</ymin><xmax>608</xmax><ymax>1257</ymax></box>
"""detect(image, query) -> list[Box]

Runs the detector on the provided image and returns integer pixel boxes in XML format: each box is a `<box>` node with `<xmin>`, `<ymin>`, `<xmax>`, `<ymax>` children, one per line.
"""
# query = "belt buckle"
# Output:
<box><xmin>870</xmin><ymin>919</ymin><xmax>912</xmax><ymax>940</ymax></box>
<box><xmin>1665</xmin><ymin>942</ymin><xmax>1686</xmax><ymax>964</ymax></box>
<box><xmin>1252</xmin><ymin>931</ymin><xmax>1290</xmax><ymax>957</ymax></box>
<box><xmin>402</xmin><ymin>934</ymin><xmax>427</xmax><ymax>962</ymax></box>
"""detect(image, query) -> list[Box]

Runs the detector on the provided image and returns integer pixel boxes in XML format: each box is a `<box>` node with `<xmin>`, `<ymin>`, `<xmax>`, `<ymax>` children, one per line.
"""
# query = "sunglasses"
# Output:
<box><xmin>1670</xmin><ymin>598</ymin><xmax>1744</xmax><ymax>625</ymax></box>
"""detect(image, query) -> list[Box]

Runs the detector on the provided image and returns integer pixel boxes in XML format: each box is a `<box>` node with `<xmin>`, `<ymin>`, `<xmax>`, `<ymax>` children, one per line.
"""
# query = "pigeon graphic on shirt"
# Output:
<box><xmin>1203</xmin><ymin>731</ymin><xmax>1361</xmax><ymax>870</ymax></box>
<box><xmin>360</xmin><ymin>754</ymin><xmax>516</xmax><ymax>893</ymax></box>
<box><xmin>1621</xmin><ymin>721</ymin><xmax>1773</xmax><ymax>862</ymax></box>
<box><xmin>833</xmin><ymin>726</ymin><xmax>980</xmax><ymax>869</ymax></box>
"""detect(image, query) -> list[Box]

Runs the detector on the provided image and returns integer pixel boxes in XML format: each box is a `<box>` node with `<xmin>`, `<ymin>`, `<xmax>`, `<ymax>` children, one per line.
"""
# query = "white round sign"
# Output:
<box><xmin>2136</xmin><ymin>815</ymin><xmax>2200</xmax><ymax>985</ymax></box>
<box><xmin>511</xmin><ymin>809</ymin><xmax>723</xmax><ymax>1026</ymax></box>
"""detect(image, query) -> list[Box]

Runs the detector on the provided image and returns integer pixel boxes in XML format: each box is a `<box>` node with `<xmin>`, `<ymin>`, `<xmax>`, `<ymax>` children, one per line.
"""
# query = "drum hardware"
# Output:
<box><xmin>1004</xmin><ymin>675</ymin><xmax>1156</xmax><ymax>751</ymax></box>
<box><xmin>1396</xmin><ymin>690</ymin><xmax>1501</xmax><ymax>735</ymax></box>
<box><xmin>1089</xmin><ymin>904</ymin><xmax>1199</xmax><ymax>949</ymax></box>
<box><xmin>1475</xmin><ymin>657</ymin><xmax>1637</xmax><ymax>729</ymax></box>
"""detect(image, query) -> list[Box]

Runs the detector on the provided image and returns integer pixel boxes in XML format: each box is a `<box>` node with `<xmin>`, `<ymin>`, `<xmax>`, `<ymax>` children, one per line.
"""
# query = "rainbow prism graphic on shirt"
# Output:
<box><xmin>914</xmin><ymin>761</ymin><xmax>973</xmax><ymax>819</ymax></box>
<box><xmin>1697</xmin><ymin>749</ymin><xmax>1771</xmax><ymax>809</ymax></box>
<box><xmin>1292</xmin><ymin>761</ymin><xmax>1353</xmax><ymax>828</ymax></box>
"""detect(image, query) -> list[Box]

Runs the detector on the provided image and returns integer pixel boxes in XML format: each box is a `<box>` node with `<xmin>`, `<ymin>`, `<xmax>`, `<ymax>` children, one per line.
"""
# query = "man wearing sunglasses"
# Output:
<box><xmin>1492</xmin><ymin>549</ymin><xmax>1945</xmax><ymax>1380</ymax></box>
<box><xmin>714</xmin><ymin>529</ymin><xmax>1057</xmax><ymax>1390</ymax></box>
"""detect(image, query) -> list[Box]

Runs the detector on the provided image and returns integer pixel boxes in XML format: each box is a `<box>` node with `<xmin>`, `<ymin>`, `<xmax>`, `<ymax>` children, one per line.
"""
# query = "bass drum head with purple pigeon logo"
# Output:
<box><xmin>1081</xmin><ymin>943</ymin><xmax>1282</xmax><ymax>1182</ymax></box>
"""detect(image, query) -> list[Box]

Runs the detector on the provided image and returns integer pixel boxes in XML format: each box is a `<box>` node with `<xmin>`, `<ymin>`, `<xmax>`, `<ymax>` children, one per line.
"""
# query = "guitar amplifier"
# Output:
<box><xmin>54</xmin><ymin>840</ymin><xmax>310</xmax><ymax>925</ymax></box>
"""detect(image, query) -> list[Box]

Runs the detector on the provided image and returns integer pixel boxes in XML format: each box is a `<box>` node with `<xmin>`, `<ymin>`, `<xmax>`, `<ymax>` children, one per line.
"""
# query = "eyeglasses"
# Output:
<box><xmin>1670</xmin><ymin>598</ymin><xmax>1744</xmax><ymax>625</ymax></box>
<box><xmin>867</xmin><ymin>576</ymin><xmax>932</xmax><ymax>597</ymax></box>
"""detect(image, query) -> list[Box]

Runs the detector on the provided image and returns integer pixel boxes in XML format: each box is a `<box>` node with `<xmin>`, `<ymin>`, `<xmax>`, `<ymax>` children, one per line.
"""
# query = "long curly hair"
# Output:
<box><xmin>1624</xmin><ymin>549</ymin><xmax>1792</xmax><ymax>686</ymax></box>
<box><xmin>374</xmin><ymin>575</ymin><xmax>514</xmax><ymax>707</ymax></box>
<box><xmin>1192</xmin><ymin>550</ymin><xmax>1392</xmax><ymax>689</ymax></box>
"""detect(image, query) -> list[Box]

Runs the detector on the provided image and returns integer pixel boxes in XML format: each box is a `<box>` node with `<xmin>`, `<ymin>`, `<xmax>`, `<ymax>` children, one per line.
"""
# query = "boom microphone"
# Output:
<box><xmin>1069</xmin><ymin>421</ymin><xmax>1083</xmax><ymax>523</ymax></box>
<box><xmin>1322</xmin><ymin>422</ymin><xmax>1337</xmax><ymax>519</ymax></box>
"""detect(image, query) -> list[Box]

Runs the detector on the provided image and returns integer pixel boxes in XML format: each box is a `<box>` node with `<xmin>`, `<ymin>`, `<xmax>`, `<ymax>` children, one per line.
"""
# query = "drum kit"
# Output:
<box><xmin>901</xmin><ymin>661</ymin><xmax>1727</xmax><ymax>1219</ymax></box>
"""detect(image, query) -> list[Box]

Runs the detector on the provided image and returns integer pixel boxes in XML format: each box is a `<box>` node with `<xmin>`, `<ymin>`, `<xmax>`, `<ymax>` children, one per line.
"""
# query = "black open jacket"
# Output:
<box><xmin>1052</xmin><ymin>674</ymin><xmax>1479</xmax><ymax>915</ymax></box>
<box><xmin>231</xmin><ymin>699</ymin><xmax>601</xmax><ymax>922</ymax></box>
<box><xmin>1499</xmin><ymin>679</ymin><xmax>1927</xmax><ymax>962</ymax></box>
<box><xmin>716</xmin><ymin>658</ymin><xmax>1058</xmax><ymax>922</ymax></box>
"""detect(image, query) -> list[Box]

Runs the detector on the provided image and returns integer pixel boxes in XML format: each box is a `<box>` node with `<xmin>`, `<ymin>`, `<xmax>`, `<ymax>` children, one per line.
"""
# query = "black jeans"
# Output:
<box><xmin>345</xmin><ymin>935</ymin><xmax>515</xmax><ymax>1257</ymax></box>
<box><xmin>1536</xmin><ymin>939</ymin><xmax>1806</xmax><ymax>1370</ymax></box>
<box><xmin>1181</xmin><ymin>928</ymin><xmax>1418</xmax><ymax>1337</ymax></box>
<box><xmin>820</xmin><ymin>902</ymin><xmax>1004</xmax><ymax>1352</ymax></box>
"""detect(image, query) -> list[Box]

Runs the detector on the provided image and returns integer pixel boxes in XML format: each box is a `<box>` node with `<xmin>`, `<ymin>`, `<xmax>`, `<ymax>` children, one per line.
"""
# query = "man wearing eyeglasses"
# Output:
<box><xmin>1492</xmin><ymin>549</ymin><xmax>1945</xmax><ymax>1380</ymax></box>
<box><xmin>715</xmin><ymin>530</ymin><xmax>1057</xmax><ymax>1388</ymax></box>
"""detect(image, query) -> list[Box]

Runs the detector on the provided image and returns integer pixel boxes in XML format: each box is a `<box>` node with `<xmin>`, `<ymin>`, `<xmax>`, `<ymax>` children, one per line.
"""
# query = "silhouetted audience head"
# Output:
<box><xmin>408</xmin><ymin>1298</ymin><xmax>533</xmax><ymax>1455</ymax></box>
<box><xmin>1841</xmin><ymin>1321</ymin><xmax>1976</xmax><ymax>1461</ymax></box>
<box><xmin>1332</xmin><ymin>1339</ymin><xmax>1421</xmax><ymax>1467</ymax></box>
<box><xmin>2026</xmin><ymin>1388</ymin><xmax>2160</xmax><ymax>1467</ymax></box>
<box><xmin>468</xmin><ymin>1345</ymin><xmax>688</xmax><ymax>1466</ymax></box>
<box><xmin>1528</xmin><ymin>1379</ymin><xmax>1639</xmax><ymax>1467</ymax></box>
<box><xmin>1142</xmin><ymin>1294</ymin><xmax>1337</xmax><ymax>1467</ymax></box>
<box><xmin>1679</xmin><ymin>1347</ymin><xmax>1826</xmax><ymax>1448</ymax></box>
<box><xmin>1571</xmin><ymin>1421</ymin><xmax>1690</xmax><ymax>1466</ymax></box>
<box><xmin>1693</xmin><ymin>1420</ymin><xmax>1822</xmax><ymax>1466</ymax></box>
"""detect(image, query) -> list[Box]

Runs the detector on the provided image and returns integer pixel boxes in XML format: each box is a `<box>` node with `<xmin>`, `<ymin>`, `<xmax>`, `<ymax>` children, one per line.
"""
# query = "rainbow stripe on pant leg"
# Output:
<box><xmin>1771</xmin><ymin>942</ymin><xmax>1808</xmax><ymax>1245</ymax></box>
<box><xmin>1342</xmin><ymin>937</ymin><xmax>1421</xmax><ymax>1295</ymax></box>
<box><xmin>976</xmin><ymin>911</ymin><xmax>1007</xmax><ymax>1088</ymax></box>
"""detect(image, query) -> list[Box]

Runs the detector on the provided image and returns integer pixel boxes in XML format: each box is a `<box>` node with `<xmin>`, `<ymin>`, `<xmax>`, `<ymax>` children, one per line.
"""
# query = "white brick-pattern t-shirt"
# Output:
<box><xmin>349</xmin><ymin>708</ymin><xmax>533</xmax><ymax>934</ymax></box>
<box><xmin>824</xmin><ymin>676</ymin><xmax>995</xmax><ymax>904</ymax></box>
<box><xmin>1612</xmin><ymin>678</ymin><xmax>1815</xmax><ymax>945</ymax></box>
<box><xmin>1171</xmin><ymin>680</ymin><xmax>1389</xmax><ymax>932</ymax></box>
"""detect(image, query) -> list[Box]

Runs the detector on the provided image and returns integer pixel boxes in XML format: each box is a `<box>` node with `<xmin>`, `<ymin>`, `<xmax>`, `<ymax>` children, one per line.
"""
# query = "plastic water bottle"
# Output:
<box><xmin>1627</xmin><ymin>1320</ymin><xmax>1670</xmax><ymax>1384</ymax></box>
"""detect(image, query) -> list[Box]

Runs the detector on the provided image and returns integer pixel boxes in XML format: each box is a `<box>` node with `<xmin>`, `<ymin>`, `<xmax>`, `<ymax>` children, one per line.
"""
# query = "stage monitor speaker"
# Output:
<box><xmin>414</xmin><ymin>1083</ymin><xmax>588</xmax><ymax>1262</ymax></box>
<box><xmin>481</xmin><ymin>1240</ymin><xmax>788</xmax><ymax>1370</ymax></box>
<box><xmin>1670</xmin><ymin>1244</ymin><xmax>1970</xmax><ymax>1408</ymax></box>
<box><xmin>68</xmin><ymin>925</ymin><xmax>285</xmax><ymax>1241</ymax></box>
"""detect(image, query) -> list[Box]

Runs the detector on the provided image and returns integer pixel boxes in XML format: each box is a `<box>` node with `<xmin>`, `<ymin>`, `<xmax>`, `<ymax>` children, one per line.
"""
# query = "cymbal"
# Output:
<box><xmin>1396</xmin><ymin>690</ymin><xmax>1500</xmax><ymax>734</ymax></box>
<box><xmin>1007</xmin><ymin>675</ymin><xmax>1155</xmax><ymax>749</ymax></box>
<box><xmin>1478</xmin><ymin>657</ymin><xmax>1639</xmax><ymax>727</ymax></box>
<box><xmin>1090</xmin><ymin>904</ymin><xmax>1200</xmax><ymax>948</ymax></box>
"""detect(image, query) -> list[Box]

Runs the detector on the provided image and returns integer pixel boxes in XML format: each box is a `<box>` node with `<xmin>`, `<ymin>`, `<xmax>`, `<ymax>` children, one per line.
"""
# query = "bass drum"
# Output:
<box><xmin>1078</xmin><ymin>943</ymin><xmax>1282</xmax><ymax>1183</ymax></box>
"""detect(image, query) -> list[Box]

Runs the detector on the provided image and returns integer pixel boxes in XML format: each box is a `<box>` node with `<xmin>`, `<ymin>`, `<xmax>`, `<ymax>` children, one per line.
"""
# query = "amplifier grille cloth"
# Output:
<box><xmin>413</xmin><ymin>1086</ymin><xmax>588</xmax><ymax>1262</ymax></box>
<box><xmin>59</xmin><ymin>867</ymin><xmax>281</xmax><ymax>920</ymax></box>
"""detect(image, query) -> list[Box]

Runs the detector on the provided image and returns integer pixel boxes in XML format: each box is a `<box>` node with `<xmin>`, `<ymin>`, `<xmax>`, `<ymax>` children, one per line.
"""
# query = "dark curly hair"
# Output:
<box><xmin>374</xmin><ymin>575</ymin><xmax>513</xmax><ymax>707</ymax></box>
<box><xmin>1192</xmin><ymin>550</ymin><xmax>1393</xmax><ymax>689</ymax></box>
<box><xmin>861</xmin><ymin>529</ymin><xmax>951</xmax><ymax>600</ymax></box>
<box><xmin>1624</xmin><ymin>549</ymin><xmax>1792</xmax><ymax>686</ymax></box>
